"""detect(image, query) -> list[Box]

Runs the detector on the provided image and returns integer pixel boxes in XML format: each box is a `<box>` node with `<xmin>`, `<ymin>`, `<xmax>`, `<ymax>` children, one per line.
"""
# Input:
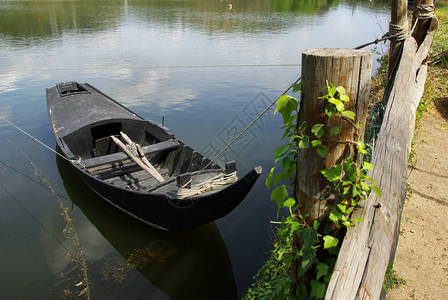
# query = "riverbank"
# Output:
<box><xmin>386</xmin><ymin>1</ymin><xmax>448</xmax><ymax>297</ymax></box>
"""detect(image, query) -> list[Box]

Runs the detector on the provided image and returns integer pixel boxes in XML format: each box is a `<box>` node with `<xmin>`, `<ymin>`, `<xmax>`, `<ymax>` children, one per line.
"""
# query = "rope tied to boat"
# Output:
<box><xmin>0</xmin><ymin>115</ymin><xmax>85</xmax><ymax>167</ymax></box>
<box><xmin>177</xmin><ymin>171</ymin><xmax>238</xmax><ymax>199</ymax></box>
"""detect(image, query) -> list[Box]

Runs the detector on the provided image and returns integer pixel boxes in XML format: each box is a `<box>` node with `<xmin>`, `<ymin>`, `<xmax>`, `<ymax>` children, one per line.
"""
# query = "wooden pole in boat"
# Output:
<box><xmin>111</xmin><ymin>135</ymin><xmax>165</xmax><ymax>182</ymax></box>
<box><xmin>291</xmin><ymin>49</ymin><xmax>372</xmax><ymax>291</ymax></box>
<box><xmin>388</xmin><ymin>0</ymin><xmax>408</xmax><ymax>78</ymax></box>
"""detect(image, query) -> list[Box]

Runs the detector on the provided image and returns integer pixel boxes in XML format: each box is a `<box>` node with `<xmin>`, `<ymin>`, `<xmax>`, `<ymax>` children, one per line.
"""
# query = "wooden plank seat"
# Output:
<box><xmin>82</xmin><ymin>139</ymin><xmax>180</xmax><ymax>170</ymax></box>
<box><xmin>104</xmin><ymin>167</ymin><xmax>172</xmax><ymax>190</ymax></box>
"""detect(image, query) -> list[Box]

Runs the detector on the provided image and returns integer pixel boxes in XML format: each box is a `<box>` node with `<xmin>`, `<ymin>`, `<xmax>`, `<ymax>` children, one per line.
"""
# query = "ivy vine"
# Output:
<box><xmin>260</xmin><ymin>82</ymin><xmax>381</xmax><ymax>299</ymax></box>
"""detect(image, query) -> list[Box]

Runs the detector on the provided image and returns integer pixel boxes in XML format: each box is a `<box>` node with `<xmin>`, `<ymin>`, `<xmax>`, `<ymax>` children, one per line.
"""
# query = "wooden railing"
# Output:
<box><xmin>324</xmin><ymin>14</ymin><xmax>437</xmax><ymax>300</ymax></box>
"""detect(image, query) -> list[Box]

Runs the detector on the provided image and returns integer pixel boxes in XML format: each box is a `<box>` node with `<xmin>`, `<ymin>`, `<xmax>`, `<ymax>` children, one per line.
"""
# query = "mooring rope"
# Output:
<box><xmin>415</xmin><ymin>3</ymin><xmax>436</xmax><ymax>20</ymax></box>
<box><xmin>388</xmin><ymin>21</ymin><xmax>410</xmax><ymax>42</ymax></box>
<box><xmin>355</xmin><ymin>3</ymin><xmax>436</xmax><ymax>50</ymax></box>
<box><xmin>187</xmin><ymin>76</ymin><xmax>303</xmax><ymax>186</ymax></box>
<box><xmin>0</xmin><ymin>116</ymin><xmax>85</xmax><ymax>167</ymax></box>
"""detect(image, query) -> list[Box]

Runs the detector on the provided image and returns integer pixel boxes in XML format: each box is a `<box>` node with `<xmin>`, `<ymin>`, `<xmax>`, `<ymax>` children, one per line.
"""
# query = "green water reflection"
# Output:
<box><xmin>1</xmin><ymin>0</ymin><xmax>390</xmax><ymax>43</ymax></box>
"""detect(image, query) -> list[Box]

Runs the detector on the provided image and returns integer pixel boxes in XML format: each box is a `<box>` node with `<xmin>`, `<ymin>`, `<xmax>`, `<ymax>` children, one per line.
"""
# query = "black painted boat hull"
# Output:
<box><xmin>47</xmin><ymin>82</ymin><xmax>261</xmax><ymax>230</ymax></box>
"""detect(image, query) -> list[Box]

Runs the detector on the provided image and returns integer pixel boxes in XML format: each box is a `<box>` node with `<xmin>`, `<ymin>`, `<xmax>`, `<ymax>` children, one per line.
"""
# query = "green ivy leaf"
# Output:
<box><xmin>325</xmin><ymin>104</ymin><xmax>336</xmax><ymax>118</ymax></box>
<box><xmin>292</xmin><ymin>82</ymin><xmax>302</xmax><ymax>93</ymax></box>
<box><xmin>311</xmin><ymin>140</ymin><xmax>321</xmax><ymax>147</ymax></box>
<box><xmin>275</xmin><ymin>95</ymin><xmax>291</xmax><ymax>114</ymax></box>
<box><xmin>330</xmin><ymin>126</ymin><xmax>341</xmax><ymax>136</ymax></box>
<box><xmin>274</xmin><ymin>144</ymin><xmax>291</xmax><ymax>163</ymax></box>
<box><xmin>281</xmin><ymin>103</ymin><xmax>297</xmax><ymax>124</ymax></box>
<box><xmin>311</xmin><ymin>124</ymin><xmax>324</xmax><ymax>135</ymax></box>
<box><xmin>300</xmin><ymin>227</ymin><xmax>319</xmax><ymax>250</ymax></box>
<box><xmin>336</xmin><ymin>86</ymin><xmax>346</xmax><ymax>95</ymax></box>
<box><xmin>355</xmin><ymin>217</ymin><xmax>364</xmax><ymax>223</ymax></box>
<box><xmin>316</xmin><ymin>263</ymin><xmax>329</xmax><ymax>280</ymax></box>
<box><xmin>298</xmin><ymin>121</ymin><xmax>307</xmax><ymax>134</ymax></box>
<box><xmin>363</xmin><ymin>161</ymin><xmax>373</xmax><ymax>171</ymax></box>
<box><xmin>357</xmin><ymin>141</ymin><xmax>368</xmax><ymax>154</ymax></box>
<box><xmin>328</xmin><ymin>82</ymin><xmax>336</xmax><ymax>97</ymax></box>
<box><xmin>283</xmin><ymin>197</ymin><xmax>296</xmax><ymax>208</ymax></box>
<box><xmin>284</xmin><ymin>114</ymin><xmax>296</xmax><ymax>126</ymax></box>
<box><xmin>282</xmin><ymin>157</ymin><xmax>292</xmax><ymax>172</ymax></box>
<box><xmin>336</xmin><ymin>101</ymin><xmax>345</xmax><ymax>112</ymax></box>
<box><xmin>310</xmin><ymin>280</ymin><xmax>327</xmax><ymax>299</ymax></box>
<box><xmin>265</xmin><ymin>166</ymin><xmax>277</xmax><ymax>189</ymax></box>
<box><xmin>291</xmin><ymin>221</ymin><xmax>300</xmax><ymax>232</ymax></box>
<box><xmin>373</xmin><ymin>185</ymin><xmax>381</xmax><ymax>198</ymax></box>
<box><xmin>321</xmin><ymin>164</ymin><xmax>342</xmax><ymax>181</ymax></box>
<box><xmin>343</xmin><ymin>220</ymin><xmax>352</xmax><ymax>227</ymax></box>
<box><xmin>352</xmin><ymin>185</ymin><xmax>359</xmax><ymax>197</ymax></box>
<box><xmin>329</xmin><ymin>209</ymin><xmax>342</xmax><ymax>224</ymax></box>
<box><xmin>280</xmin><ymin>128</ymin><xmax>290</xmax><ymax>140</ymax></box>
<box><xmin>273</xmin><ymin>173</ymin><xmax>284</xmax><ymax>186</ymax></box>
<box><xmin>316</xmin><ymin>145</ymin><xmax>327</xmax><ymax>158</ymax></box>
<box><xmin>340</xmin><ymin>94</ymin><xmax>350</xmax><ymax>102</ymax></box>
<box><xmin>337</xmin><ymin>203</ymin><xmax>347</xmax><ymax>214</ymax></box>
<box><xmin>288</xmin><ymin>149</ymin><xmax>297</xmax><ymax>157</ymax></box>
<box><xmin>328</xmin><ymin>97</ymin><xmax>341</xmax><ymax>107</ymax></box>
<box><xmin>323</xmin><ymin>235</ymin><xmax>339</xmax><ymax>249</ymax></box>
<box><xmin>342</xmin><ymin>110</ymin><xmax>356</xmax><ymax>120</ymax></box>
<box><xmin>299</xmin><ymin>136</ymin><xmax>310</xmax><ymax>149</ymax></box>
<box><xmin>313</xmin><ymin>220</ymin><xmax>320</xmax><ymax>230</ymax></box>
<box><xmin>271</xmin><ymin>185</ymin><xmax>289</xmax><ymax>209</ymax></box>
<box><xmin>343</xmin><ymin>162</ymin><xmax>356</xmax><ymax>182</ymax></box>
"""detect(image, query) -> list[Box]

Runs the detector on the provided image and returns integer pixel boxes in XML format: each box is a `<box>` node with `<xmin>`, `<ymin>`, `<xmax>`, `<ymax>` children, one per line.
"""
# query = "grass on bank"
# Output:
<box><xmin>243</xmin><ymin>1</ymin><xmax>448</xmax><ymax>299</ymax></box>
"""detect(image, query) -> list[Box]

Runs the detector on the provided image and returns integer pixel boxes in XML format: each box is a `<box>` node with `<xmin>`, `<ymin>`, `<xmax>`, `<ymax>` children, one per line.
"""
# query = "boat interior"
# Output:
<box><xmin>61</xmin><ymin>119</ymin><xmax>224</xmax><ymax>192</ymax></box>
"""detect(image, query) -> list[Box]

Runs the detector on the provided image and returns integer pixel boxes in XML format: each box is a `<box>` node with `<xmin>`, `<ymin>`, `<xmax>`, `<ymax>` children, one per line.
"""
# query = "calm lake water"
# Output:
<box><xmin>0</xmin><ymin>0</ymin><xmax>390</xmax><ymax>298</ymax></box>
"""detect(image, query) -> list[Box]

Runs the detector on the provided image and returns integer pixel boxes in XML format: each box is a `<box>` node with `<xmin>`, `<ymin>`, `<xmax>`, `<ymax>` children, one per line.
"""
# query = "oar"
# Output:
<box><xmin>111</xmin><ymin>135</ymin><xmax>165</xmax><ymax>183</ymax></box>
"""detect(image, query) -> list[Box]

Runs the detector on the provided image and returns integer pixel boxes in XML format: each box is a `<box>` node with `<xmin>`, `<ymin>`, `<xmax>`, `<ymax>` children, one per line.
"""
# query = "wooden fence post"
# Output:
<box><xmin>388</xmin><ymin>0</ymin><xmax>408</xmax><ymax>78</ymax></box>
<box><xmin>296</xmin><ymin>49</ymin><xmax>373</xmax><ymax>224</ymax></box>
<box><xmin>412</xmin><ymin>0</ymin><xmax>437</xmax><ymax>47</ymax></box>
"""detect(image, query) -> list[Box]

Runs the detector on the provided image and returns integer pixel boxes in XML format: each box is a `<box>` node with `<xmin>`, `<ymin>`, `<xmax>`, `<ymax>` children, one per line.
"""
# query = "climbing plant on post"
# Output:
<box><xmin>262</xmin><ymin>49</ymin><xmax>376</xmax><ymax>299</ymax></box>
<box><xmin>296</xmin><ymin>48</ymin><xmax>373</xmax><ymax>226</ymax></box>
<box><xmin>294</xmin><ymin>48</ymin><xmax>373</xmax><ymax>296</ymax></box>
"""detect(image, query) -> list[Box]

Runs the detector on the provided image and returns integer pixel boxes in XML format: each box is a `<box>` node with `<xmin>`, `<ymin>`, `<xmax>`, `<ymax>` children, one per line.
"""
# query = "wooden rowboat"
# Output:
<box><xmin>47</xmin><ymin>82</ymin><xmax>261</xmax><ymax>231</ymax></box>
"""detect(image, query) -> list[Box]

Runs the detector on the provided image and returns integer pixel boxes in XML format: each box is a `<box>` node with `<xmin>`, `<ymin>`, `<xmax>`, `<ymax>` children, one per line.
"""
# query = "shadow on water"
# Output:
<box><xmin>56</xmin><ymin>154</ymin><xmax>238</xmax><ymax>300</ymax></box>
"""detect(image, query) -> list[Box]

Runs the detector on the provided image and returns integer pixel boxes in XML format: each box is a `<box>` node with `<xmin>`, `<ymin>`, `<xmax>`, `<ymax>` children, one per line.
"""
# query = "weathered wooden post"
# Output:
<box><xmin>388</xmin><ymin>0</ymin><xmax>408</xmax><ymax>78</ymax></box>
<box><xmin>412</xmin><ymin>0</ymin><xmax>437</xmax><ymax>47</ymax></box>
<box><xmin>296</xmin><ymin>48</ymin><xmax>372</xmax><ymax>224</ymax></box>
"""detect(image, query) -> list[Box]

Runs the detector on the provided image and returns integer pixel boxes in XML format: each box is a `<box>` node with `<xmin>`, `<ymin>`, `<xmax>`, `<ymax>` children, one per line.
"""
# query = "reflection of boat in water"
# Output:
<box><xmin>47</xmin><ymin>82</ymin><xmax>261</xmax><ymax>231</ymax></box>
<box><xmin>56</xmin><ymin>154</ymin><xmax>238</xmax><ymax>300</ymax></box>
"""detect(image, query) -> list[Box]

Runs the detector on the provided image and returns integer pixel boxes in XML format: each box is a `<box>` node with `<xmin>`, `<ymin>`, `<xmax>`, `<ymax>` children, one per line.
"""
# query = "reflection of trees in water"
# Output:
<box><xmin>0</xmin><ymin>0</ymin><xmax>121</xmax><ymax>41</ymax></box>
<box><xmin>0</xmin><ymin>0</ymin><xmax>390</xmax><ymax>44</ymax></box>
